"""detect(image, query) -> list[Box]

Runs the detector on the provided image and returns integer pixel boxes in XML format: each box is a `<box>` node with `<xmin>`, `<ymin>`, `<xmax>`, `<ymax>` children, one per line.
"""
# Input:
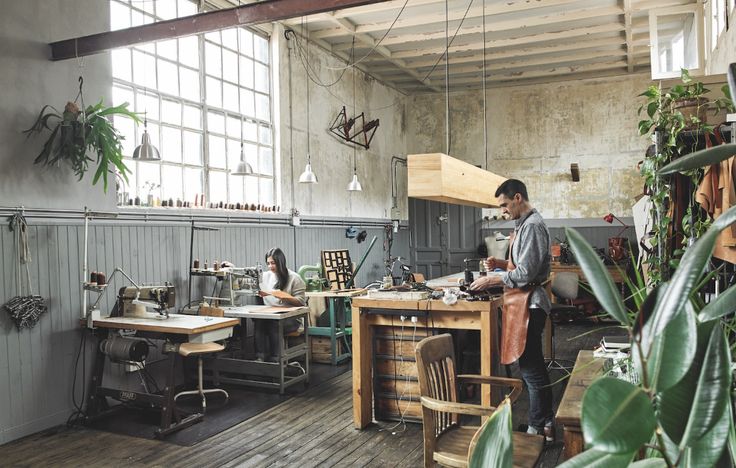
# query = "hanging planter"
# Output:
<box><xmin>23</xmin><ymin>77</ymin><xmax>141</xmax><ymax>192</ymax></box>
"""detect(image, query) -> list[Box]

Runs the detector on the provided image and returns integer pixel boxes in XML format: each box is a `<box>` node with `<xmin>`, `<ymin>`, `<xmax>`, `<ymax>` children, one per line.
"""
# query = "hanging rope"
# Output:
<box><xmin>482</xmin><ymin>0</ymin><xmax>488</xmax><ymax>170</ymax></box>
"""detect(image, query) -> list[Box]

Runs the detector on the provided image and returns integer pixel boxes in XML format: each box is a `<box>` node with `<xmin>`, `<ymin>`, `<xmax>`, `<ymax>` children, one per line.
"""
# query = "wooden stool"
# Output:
<box><xmin>174</xmin><ymin>342</ymin><xmax>228</xmax><ymax>413</ymax></box>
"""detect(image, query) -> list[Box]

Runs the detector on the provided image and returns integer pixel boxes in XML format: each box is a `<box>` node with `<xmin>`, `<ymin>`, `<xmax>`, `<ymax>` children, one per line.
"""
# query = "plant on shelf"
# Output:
<box><xmin>637</xmin><ymin>68</ymin><xmax>734</xmax><ymax>286</ymax></box>
<box><xmin>23</xmin><ymin>78</ymin><xmax>140</xmax><ymax>192</ymax></box>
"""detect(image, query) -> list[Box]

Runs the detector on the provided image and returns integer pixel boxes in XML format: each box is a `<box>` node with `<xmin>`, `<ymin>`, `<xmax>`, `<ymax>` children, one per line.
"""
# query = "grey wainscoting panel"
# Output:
<box><xmin>0</xmin><ymin>219</ymin><xmax>410</xmax><ymax>444</ymax></box>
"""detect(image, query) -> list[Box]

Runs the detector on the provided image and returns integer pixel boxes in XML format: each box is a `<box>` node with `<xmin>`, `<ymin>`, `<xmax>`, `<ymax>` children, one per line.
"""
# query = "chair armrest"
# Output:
<box><xmin>456</xmin><ymin>374</ymin><xmax>523</xmax><ymax>403</ymax></box>
<box><xmin>420</xmin><ymin>396</ymin><xmax>497</xmax><ymax>417</ymax></box>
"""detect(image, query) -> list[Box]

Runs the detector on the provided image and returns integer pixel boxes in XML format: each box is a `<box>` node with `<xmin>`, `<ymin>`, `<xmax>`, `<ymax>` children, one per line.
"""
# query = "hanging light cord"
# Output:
<box><xmin>444</xmin><ymin>0</ymin><xmax>450</xmax><ymax>155</ymax></box>
<box><xmin>420</xmin><ymin>0</ymin><xmax>474</xmax><ymax>84</ymax></box>
<box><xmin>351</xmin><ymin>35</ymin><xmax>357</xmax><ymax>174</ymax></box>
<box><xmin>304</xmin><ymin>17</ymin><xmax>311</xmax><ymax>162</ymax></box>
<box><xmin>482</xmin><ymin>0</ymin><xmax>488</xmax><ymax>170</ymax></box>
<box><xmin>288</xmin><ymin>22</ymin><xmax>296</xmax><ymax>209</ymax></box>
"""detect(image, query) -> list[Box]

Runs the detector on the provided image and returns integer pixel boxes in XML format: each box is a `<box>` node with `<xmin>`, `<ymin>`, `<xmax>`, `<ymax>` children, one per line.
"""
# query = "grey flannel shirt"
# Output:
<box><xmin>501</xmin><ymin>208</ymin><xmax>551</xmax><ymax>313</ymax></box>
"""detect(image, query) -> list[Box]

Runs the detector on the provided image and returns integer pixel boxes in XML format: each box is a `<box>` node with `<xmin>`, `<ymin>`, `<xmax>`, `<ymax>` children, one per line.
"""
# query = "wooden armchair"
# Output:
<box><xmin>415</xmin><ymin>334</ymin><xmax>543</xmax><ymax>468</ymax></box>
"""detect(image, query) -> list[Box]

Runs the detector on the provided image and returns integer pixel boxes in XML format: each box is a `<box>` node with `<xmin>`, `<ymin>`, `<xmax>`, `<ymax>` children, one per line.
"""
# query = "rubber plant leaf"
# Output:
<box><xmin>467</xmin><ymin>398</ymin><xmax>512</xmax><ymax>468</ymax></box>
<box><xmin>645</xmin><ymin>300</ymin><xmax>697</xmax><ymax>392</ymax></box>
<box><xmin>659</xmin><ymin>321</ymin><xmax>730</xmax><ymax>448</ymax></box>
<box><xmin>649</xmin><ymin>205</ymin><xmax>736</xmax><ymax>338</ymax></box>
<box><xmin>698</xmin><ymin>284</ymin><xmax>736</xmax><ymax>322</ymax></box>
<box><xmin>658</xmin><ymin>144</ymin><xmax>736</xmax><ymax>175</ymax></box>
<box><xmin>581</xmin><ymin>377</ymin><xmax>655</xmax><ymax>453</ymax></box>
<box><xmin>681</xmin><ymin>401</ymin><xmax>730</xmax><ymax>468</ymax></box>
<box><xmin>629</xmin><ymin>460</ymin><xmax>667</xmax><ymax>468</ymax></box>
<box><xmin>564</xmin><ymin>227</ymin><xmax>628</xmax><ymax>325</ymax></box>
<box><xmin>557</xmin><ymin>448</ymin><xmax>633</xmax><ymax>468</ymax></box>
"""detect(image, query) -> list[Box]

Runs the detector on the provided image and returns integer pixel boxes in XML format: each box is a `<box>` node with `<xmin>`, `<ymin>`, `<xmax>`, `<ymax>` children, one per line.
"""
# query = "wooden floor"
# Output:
<box><xmin>0</xmin><ymin>321</ymin><xmax>611</xmax><ymax>467</ymax></box>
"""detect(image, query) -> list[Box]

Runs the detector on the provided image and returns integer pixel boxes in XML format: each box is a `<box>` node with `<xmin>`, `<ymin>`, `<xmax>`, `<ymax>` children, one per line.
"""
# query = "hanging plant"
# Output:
<box><xmin>23</xmin><ymin>78</ymin><xmax>140</xmax><ymax>192</ymax></box>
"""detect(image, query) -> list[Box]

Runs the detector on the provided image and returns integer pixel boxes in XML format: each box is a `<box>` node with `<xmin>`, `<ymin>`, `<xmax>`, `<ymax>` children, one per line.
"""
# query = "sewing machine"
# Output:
<box><xmin>114</xmin><ymin>284</ymin><xmax>176</xmax><ymax>318</ymax></box>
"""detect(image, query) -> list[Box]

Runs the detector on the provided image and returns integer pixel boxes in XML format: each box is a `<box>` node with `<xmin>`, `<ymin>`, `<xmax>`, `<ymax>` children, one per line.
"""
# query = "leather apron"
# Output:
<box><xmin>500</xmin><ymin>232</ymin><xmax>535</xmax><ymax>365</ymax></box>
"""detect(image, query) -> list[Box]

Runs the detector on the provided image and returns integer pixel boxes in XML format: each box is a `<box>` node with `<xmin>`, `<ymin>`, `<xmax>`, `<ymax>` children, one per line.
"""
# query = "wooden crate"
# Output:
<box><xmin>310</xmin><ymin>336</ymin><xmax>344</xmax><ymax>364</ymax></box>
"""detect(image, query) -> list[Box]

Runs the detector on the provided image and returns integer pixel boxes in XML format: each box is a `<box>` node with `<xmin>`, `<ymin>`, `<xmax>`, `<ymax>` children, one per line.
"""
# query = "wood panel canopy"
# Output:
<box><xmin>49</xmin><ymin>0</ymin><xmax>394</xmax><ymax>61</ymax></box>
<box><xmin>407</xmin><ymin>153</ymin><xmax>506</xmax><ymax>208</ymax></box>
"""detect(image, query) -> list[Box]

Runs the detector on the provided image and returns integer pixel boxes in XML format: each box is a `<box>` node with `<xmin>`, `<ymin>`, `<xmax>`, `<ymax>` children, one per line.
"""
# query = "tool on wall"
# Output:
<box><xmin>328</xmin><ymin>106</ymin><xmax>379</xmax><ymax>150</ymax></box>
<box><xmin>3</xmin><ymin>209</ymin><xmax>47</xmax><ymax>331</ymax></box>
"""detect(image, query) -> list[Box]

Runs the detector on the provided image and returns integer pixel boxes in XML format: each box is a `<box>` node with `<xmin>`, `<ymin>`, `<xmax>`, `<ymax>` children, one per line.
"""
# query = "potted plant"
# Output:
<box><xmin>23</xmin><ymin>89</ymin><xmax>140</xmax><ymax>192</ymax></box>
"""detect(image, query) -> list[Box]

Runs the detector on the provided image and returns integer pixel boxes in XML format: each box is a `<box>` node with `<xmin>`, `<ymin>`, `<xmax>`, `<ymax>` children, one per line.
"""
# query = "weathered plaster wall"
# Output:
<box><xmin>406</xmin><ymin>74</ymin><xmax>654</xmax><ymax>219</ymax></box>
<box><xmin>275</xmin><ymin>24</ymin><xmax>409</xmax><ymax>220</ymax></box>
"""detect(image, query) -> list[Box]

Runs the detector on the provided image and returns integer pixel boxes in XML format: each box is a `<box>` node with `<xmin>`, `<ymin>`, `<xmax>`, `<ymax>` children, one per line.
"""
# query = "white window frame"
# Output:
<box><xmin>649</xmin><ymin>4</ymin><xmax>705</xmax><ymax>79</ymax></box>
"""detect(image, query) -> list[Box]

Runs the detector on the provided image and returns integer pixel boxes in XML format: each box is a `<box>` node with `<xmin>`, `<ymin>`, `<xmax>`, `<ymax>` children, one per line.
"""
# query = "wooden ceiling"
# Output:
<box><xmin>215</xmin><ymin>0</ymin><xmax>698</xmax><ymax>93</ymax></box>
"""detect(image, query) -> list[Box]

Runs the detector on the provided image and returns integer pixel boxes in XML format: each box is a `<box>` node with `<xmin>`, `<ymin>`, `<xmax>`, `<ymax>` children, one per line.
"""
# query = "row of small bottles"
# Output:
<box><xmin>192</xmin><ymin>259</ymin><xmax>223</xmax><ymax>271</ymax></box>
<box><xmin>122</xmin><ymin>195</ymin><xmax>280</xmax><ymax>213</ymax></box>
<box><xmin>88</xmin><ymin>271</ymin><xmax>107</xmax><ymax>285</ymax></box>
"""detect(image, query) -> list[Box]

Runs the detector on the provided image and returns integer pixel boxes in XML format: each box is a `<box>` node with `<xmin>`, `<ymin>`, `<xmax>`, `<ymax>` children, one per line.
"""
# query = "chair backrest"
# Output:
<box><xmin>200</xmin><ymin>306</ymin><xmax>224</xmax><ymax>317</ymax></box>
<box><xmin>551</xmin><ymin>272</ymin><xmax>579</xmax><ymax>300</ymax></box>
<box><xmin>415</xmin><ymin>333</ymin><xmax>459</xmax><ymax>435</ymax></box>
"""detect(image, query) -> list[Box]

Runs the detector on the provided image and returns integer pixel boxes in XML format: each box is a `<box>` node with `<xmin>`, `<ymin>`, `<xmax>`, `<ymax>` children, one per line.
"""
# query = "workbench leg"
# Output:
<box><xmin>278</xmin><ymin>320</ymin><xmax>285</xmax><ymax>395</ymax></box>
<box><xmin>352</xmin><ymin>305</ymin><xmax>373</xmax><ymax>429</ymax></box>
<box><xmin>329</xmin><ymin>298</ymin><xmax>338</xmax><ymax>366</ymax></box>
<box><xmin>158</xmin><ymin>350</ymin><xmax>179</xmax><ymax>433</ymax></box>
<box><xmin>85</xmin><ymin>329</ymin><xmax>109</xmax><ymax>418</ymax></box>
<box><xmin>480</xmin><ymin>307</ymin><xmax>493</xmax><ymax>409</ymax></box>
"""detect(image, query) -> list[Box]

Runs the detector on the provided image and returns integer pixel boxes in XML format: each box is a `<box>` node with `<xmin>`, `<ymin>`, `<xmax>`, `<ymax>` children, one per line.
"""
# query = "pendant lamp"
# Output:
<box><xmin>346</xmin><ymin>36</ymin><xmax>361</xmax><ymax>192</ymax></box>
<box><xmin>231</xmin><ymin>141</ymin><xmax>254</xmax><ymax>176</ymax></box>
<box><xmin>299</xmin><ymin>17</ymin><xmax>317</xmax><ymax>184</ymax></box>
<box><xmin>133</xmin><ymin>113</ymin><xmax>160</xmax><ymax>161</ymax></box>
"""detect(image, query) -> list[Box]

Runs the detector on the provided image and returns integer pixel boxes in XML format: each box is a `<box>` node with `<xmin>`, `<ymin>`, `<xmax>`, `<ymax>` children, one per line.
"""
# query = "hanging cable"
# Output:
<box><xmin>482</xmin><ymin>0</ymin><xmax>488</xmax><ymax>170</ymax></box>
<box><xmin>420</xmin><ymin>0</ymin><xmax>474</xmax><ymax>84</ymax></box>
<box><xmin>444</xmin><ymin>0</ymin><xmax>451</xmax><ymax>155</ymax></box>
<box><xmin>305</xmin><ymin>17</ymin><xmax>311</xmax><ymax>159</ymax></box>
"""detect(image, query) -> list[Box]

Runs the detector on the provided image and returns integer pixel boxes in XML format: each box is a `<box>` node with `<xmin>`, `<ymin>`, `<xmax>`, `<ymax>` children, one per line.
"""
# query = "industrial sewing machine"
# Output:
<box><xmin>113</xmin><ymin>284</ymin><xmax>176</xmax><ymax>318</ymax></box>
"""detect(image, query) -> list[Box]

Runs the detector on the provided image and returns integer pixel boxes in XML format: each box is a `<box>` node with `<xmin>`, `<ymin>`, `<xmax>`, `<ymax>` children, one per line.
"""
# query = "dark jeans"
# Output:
<box><xmin>518</xmin><ymin>308</ymin><xmax>554</xmax><ymax>429</ymax></box>
<box><xmin>254</xmin><ymin>318</ymin><xmax>300</xmax><ymax>358</ymax></box>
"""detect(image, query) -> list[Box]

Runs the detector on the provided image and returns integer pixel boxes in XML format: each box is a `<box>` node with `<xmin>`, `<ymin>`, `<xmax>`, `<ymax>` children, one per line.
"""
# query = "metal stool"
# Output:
<box><xmin>174</xmin><ymin>342</ymin><xmax>228</xmax><ymax>412</ymax></box>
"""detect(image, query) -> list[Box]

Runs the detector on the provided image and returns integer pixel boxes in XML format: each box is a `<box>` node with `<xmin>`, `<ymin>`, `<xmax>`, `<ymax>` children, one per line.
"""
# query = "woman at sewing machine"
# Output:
<box><xmin>256</xmin><ymin>247</ymin><xmax>307</xmax><ymax>362</ymax></box>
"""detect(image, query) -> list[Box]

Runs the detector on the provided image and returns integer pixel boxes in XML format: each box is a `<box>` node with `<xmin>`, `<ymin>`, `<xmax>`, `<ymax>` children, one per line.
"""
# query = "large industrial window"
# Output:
<box><xmin>110</xmin><ymin>0</ymin><xmax>275</xmax><ymax>208</ymax></box>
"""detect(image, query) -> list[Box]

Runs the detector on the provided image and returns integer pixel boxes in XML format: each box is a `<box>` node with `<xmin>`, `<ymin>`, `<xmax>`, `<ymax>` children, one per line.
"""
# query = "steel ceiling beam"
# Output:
<box><xmin>49</xmin><ymin>0</ymin><xmax>392</xmax><ymax>61</ymax></box>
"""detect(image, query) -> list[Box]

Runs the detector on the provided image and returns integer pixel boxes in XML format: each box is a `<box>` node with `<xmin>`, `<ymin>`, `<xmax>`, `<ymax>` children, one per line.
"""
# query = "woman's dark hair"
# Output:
<box><xmin>265</xmin><ymin>247</ymin><xmax>289</xmax><ymax>289</ymax></box>
<box><xmin>494</xmin><ymin>179</ymin><xmax>528</xmax><ymax>201</ymax></box>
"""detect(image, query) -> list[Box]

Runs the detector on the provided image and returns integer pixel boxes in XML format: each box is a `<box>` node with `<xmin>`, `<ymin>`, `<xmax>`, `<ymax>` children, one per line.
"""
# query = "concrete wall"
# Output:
<box><xmin>406</xmin><ymin>74</ymin><xmax>653</xmax><ymax>219</ymax></box>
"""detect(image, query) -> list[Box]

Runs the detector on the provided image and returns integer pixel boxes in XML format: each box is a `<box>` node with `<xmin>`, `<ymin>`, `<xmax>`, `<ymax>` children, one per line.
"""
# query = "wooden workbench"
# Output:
<box><xmin>350</xmin><ymin>296</ymin><xmax>501</xmax><ymax>430</ymax></box>
<box><xmin>551</xmin><ymin>262</ymin><xmax>625</xmax><ymax>284</ymax></box>
<box><xmin>555</xmin><ymin>350</ymin><xmax>605</xmax><ymax>459</ymax></box>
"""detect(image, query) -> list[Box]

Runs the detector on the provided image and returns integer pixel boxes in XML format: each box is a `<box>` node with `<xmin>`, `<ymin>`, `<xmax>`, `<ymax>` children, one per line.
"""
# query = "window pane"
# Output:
<box><xmin>243</xmin><ymin>120</ymin><xmax>257</xmax><ymax>142</ymax></box>
<box><xmin>145</xmin><ymin>122</ymin><xmax>160</xmax><ymax>152</ymax></box>
<box><xmin>183</xmin><ymin>167</ymin><xmax>203</xmax><ymax>201</ymax></box>
<box><xmin>209</xmin><ymin>171</ymin><xmax>227</xmax><ymax>204</ymax></box>
<box><xmin>112</xmin><ymin>49</ymin><xmax>132</xmax><ymax>81</ymax></box>
<box><xmin>240</xmin><ymin>88</ymin><xmax>255</xmax><ymax>117</ymax></box>
<box><xmin>140</xmin><ymin>0</ymin><xmax>154</xmax><ymax>15</ymax></box>
<box><xmin>240</xmin><ymin>29</ymin><xmax>253</xmax><ymax>57</ymax></box>
<box><xmin>207</xmin><ymin>111</ymin><xmax>225</xmax><ymax>134</ymax></box>
<box><xmin>137</xmin><ymin>162</ymin><xmax>161</xmax><ymax>195</ymax></box>
<box><xmin>161</xmin><ymin>126</ymin><xmax>182</xmax><ymax>162</ymax></box>
<box><xmin>131</xmin><ymin>8</ymin><xmax>144</xmax><ymax>27</ymax></box>
<box><xmin>115</xmin><ymin>116</ymin><xmax>137</xmax><ymax>157</ymax></box>
<box><xmin>222</xmin><ymin>29</ymin><xmax>238</xmax><ymax>51</ymax></box>
<box><xmin>157</xmin><ymin>0</ymin><xmax>177</xmax><ymax>20</ymax></box>
<box><xmin>254</xmin><ymin>35</ymin><xmax>269</xmax><ymax>64</ymax></box>
<box><xmin>183</xmin><ymin>105</ymin><xmax>202</xmax><ymax>129</ymax></box>
<box><xmin>110</xmin><ymin>1</ymin><xmax>131</xmax><ymax>30</ymax></box>
<box><xmin>179</xmin><ymin>36</ymin><xmax>199</xmax><ymax>68</ymax></box>
<box><xmin>113</xmin><ymin>85</ymin><xmax>135</xmax><ymax>109</ymax></box>
<box><xmin>157</xmin><ymin>59</ymin><xmax>179</xmax><ymax>96</ymax></box>
<box><xmin>205</xmin><ymin>42</ymin><xmax>222</xmax><ymax>78</ymax></box>
<box><xmin>244</xmin><ymin>142</ymin><xmax>258</xmax><ymax>171</ymax></box>
<box><xmin>223</xmin><ymin>82</ymin><xmax>239</xmax><ymax>112</ymax></box>
<box><xmin>259</xmin><ymin>178</ymin><xmax>274</xmax><ymax>206</ymax></box>
<box><xmin>227</xmin><ymin>115</ymin><xmax>241</xmax><ymax>139</ymax></box>
<box><xmin>178</xmin><ymin>0</ymin><xmax>197</xmax><ymax>16</ymax></box>
<box><xmin>157</xmin><ymin>39</ymin><xmax>177</xmax><ymax>61</ymax></box>
<box><xmin>255</xmin><ymin>63</ymin><xmax>269</xmax><ymax>93</ymax></box>
<box><xmin>161</xmin><ymin>165</ymin><xmax>183</xmax><ymax>201</ymax></box>
<box><xmin>239</xmin><ymin>56</ymin><xmax>254</xmax><ymax>88</ymax></box>
<box><xmin>180</xmin><ymin>67</ymin><xmax>200</xmax><ymax>101</ymax></box>
<box><xmin>132</xmin><ymin>51</ymin><xmax>157</xmax><ymax>89</ymax></box>
<box><xmin>227</xmin><ymin>138</ymin><xmax>241</xmax><ymax>170</ymax></box>
<box><xmin>228</xmin><ymin>175</ymin><xmax>245</xmax><ymax>204</ymax></box>
<box><xmin>259</xmin><ymin>146</ymin><xmax>273</xmax><ymax>176</ymax></box>
<box><xmin>209</xmin><ymin>135</ymin><xmax>226</xmax><ymax>169</ymax></box>
<box><xmin>123</xmin><ymin>162</ymin><xmax>137</xmax><ymax>197</ymax></box>
<box><xmin>183</xmin><ymin>130</ymin><xmax>202</xmax><ymax>164</ymax></box>
<box><xmin>259</xmin><ymin>124</ymin><xmax>271</xmax><ymax>146</ymax></box>
<box><xmin>136</xmin><ymin>91</ymin><xmax>159</xmax><ymax>120</ymax></box>
<box><xmin>206</xmin><ymin>76</ymin><xmax>222</xmax><ymax>108</ymax></box>
<box><xmin>162</xmin><ymin>100</ymin><xmax>182</xmax><ymax>125</ymax></box>
<box><xmin>244</xmin><ymin>175</ymin><xmax>258</xmax><ymax>204</ymax></box>
<box><xmin>205</xmin><ymin>31</ymin><xmax>221</xmax><ymax>45</ymax></box>
<box><xmin>222</xmin><ymin>49</ymin><xmax>238</xmax><ymax>82</ymax></box>
<box><xmin>255</xmin><ymin>93</ymin><xmax>270</xmax><ymax>121</ymax></box>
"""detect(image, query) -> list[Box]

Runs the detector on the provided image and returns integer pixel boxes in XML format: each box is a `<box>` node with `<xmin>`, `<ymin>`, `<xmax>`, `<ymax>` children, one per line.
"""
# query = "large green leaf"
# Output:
<box><xmin>659</xmin><ymin>321</ymin><xmax>731</xmax><ymax>448</ymax></box>
<box><xmin>646</xmin><ymin>301</ymin><xmax>697</xmax><ymax>392</ymax></box>
<box><xmin>581</xmin><ymin>377</ymin><xmax>655</xmax><ymax>454</ymax></box>
<box><xmin>649</xmin><ymin>206</ymin><xmax>736</xmax><ymax>338</ymax></box>
<box><xmin>557</xmin><ymin>448</ymin><xmax>633</xmax><ymax>468</ymax></box>
<box><xmin>727</xmin><ymin>396</ymin><xmax>736</xmax><ymax>467</ymax></box>
<box><xmin>468</xmin><ymin>399</ymin><xmax>512</xmax><ymax>468</ymax></box>
<box><xmin>658</xmin><ymin>143</ymin><xmax>736</xmax><ymax>175</ymax></box>
<box><xmin>629</xmin><ymin>460</ymin><xmax>667</xmax><ymax>467</ymax></box>
<box><xmin>565</xmin><ymin>228</ymin><xmax>628</xmax><ymax>325</ymax></box>
<box><xmin>681</xmin><ymin>401</ymin><xmax>730</xmax><ymax>467</ymax></box>
<box><xmin>698</xmin><ymin>285</ymin><xmax>736</xmax><ymax>322</ymax></box>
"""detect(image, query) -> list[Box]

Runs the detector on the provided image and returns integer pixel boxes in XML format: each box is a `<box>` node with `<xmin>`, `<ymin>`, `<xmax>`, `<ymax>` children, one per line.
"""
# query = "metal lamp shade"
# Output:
<box><xmin>231</xmin><ymin>159</ymin><xmax>254</xmax><ymax>176</ymax></box>
<box><xmin>132</xmin><ymin>130</ymin><xmax>160</xmax><ymax>161</ymax></box>
<box><xmin>347</xmin><ymin>173</ymin><xmax>362</xmax><ymax>191</ymax></box>
<box><xmin>298</xmin><ymin>163</ymin><xmax>318</xmax><ymax>184</ymax></box>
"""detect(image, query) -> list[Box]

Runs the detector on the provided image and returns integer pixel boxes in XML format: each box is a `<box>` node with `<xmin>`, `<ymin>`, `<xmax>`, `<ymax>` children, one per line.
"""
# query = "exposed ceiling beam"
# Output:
<box><xmin>623</xmin><ymin>0</ymin><xmax>634</xmax><ymax>72</ymax></box>
<box><xmin>313</xmin><ymin>5</ymin><xmax>623</xmax><ymax>41</ymax></box>
<box><xmin>49</xmin><ymin>0</ymin><xmax>394</xmax><ymax>61</ymax></box>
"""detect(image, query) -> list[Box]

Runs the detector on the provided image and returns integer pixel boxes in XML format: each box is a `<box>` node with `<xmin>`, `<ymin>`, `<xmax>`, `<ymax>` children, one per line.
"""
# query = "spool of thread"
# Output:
<box><xmin>97</xmin><ymin>272</ymin><xmax>106</xmax><ymax>286</ymax></box>
<box><xmin>464</xmin><ymin>269</ymin><xmax>473</xmax><ymax>284</ymax></box>
<box><xmin>90</xmin><ymin>271</ymin><xmax>98</xmax><ymax>284</ymax></box>
<box><xmin>193</xmin><ymin>258</ymin><xmax>200</xmax><ymax>269</ymax></box>
<box><xmin>214</xmin><ymin>260</ymin><xmax>220</xmax><ymax>271</ymax></box>
<box><xmin>204</xmin><ymin>259</ymin><xmax>209</xmax><ymax>270</ymax></box>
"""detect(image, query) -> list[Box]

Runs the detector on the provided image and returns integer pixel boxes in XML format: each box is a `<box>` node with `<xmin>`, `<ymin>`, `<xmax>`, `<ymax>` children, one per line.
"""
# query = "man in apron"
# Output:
<box><xmin>470</xmin><ymin>178</ymin><xmax>554</xmax><ymax>443</ymax></box>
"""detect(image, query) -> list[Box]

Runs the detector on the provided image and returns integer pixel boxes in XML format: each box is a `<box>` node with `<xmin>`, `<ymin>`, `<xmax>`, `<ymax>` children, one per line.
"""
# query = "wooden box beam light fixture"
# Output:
<box><xmin>49</xmin><ymin>0</ymin><xmax>393</xmax><ymax>61</ymax></box>
<box><xmin>407</xmin><ymin>153</ymin><xmax>506</xmax><ymax>208</ymax></box>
